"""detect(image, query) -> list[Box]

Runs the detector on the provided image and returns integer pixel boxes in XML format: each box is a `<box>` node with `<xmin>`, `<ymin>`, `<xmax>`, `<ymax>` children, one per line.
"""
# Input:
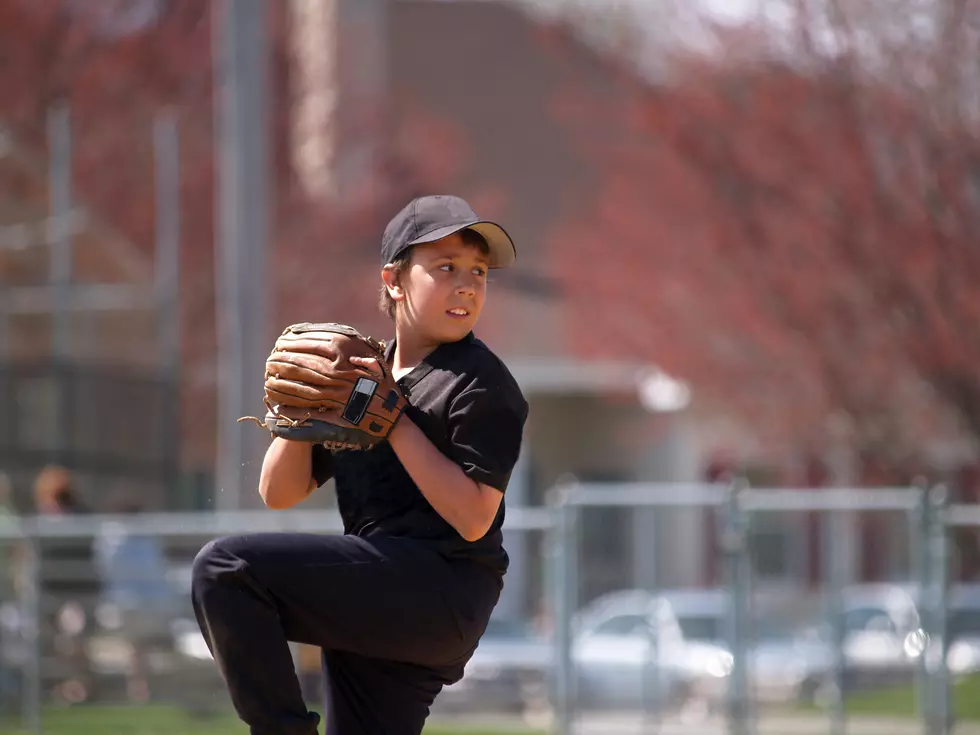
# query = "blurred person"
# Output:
<box><xmin>94</xmin><ymin>498</ymin><xmax>178</xmax><ymax>702</ymax></box>
<box><xmin>33</xmin><ymin>466</ymin><xmax>97</xmax><ymax>597</ymax></box>
<box><xmin>33</xmin><ymin>465</ymin><xmax>100</xmax><ymax>704</ymax></box>
<box><xmin>34</xmin><ymin>465</ymin><xmax>90</xmax><ymax>516</ymax></box>
<box><xmin>192</xmin><ymin>195</ymin><xmax>528</xmax><ymax>735</ymax></box>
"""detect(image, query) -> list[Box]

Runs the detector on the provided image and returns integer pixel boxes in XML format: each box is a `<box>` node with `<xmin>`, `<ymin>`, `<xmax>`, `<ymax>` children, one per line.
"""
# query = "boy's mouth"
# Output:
<box><xmin>447</xmin><ymin>308</ymin><xmax>469</xmax><ymax>318</ymax></box>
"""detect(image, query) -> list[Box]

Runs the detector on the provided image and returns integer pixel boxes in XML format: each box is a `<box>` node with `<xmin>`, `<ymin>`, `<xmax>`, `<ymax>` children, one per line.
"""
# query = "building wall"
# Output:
<box><xmin>387</xmin><ymin>0</ymin><xmax>638</xmax><ymax>360</ymax></box>
<box><xmin>508</xmin><ymin>391</ymin><xmax>707</xmax><ymax>614</ymax></box>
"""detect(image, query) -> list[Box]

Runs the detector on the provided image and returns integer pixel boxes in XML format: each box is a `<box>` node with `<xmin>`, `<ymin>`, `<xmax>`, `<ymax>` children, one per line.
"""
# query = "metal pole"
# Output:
<box><xmin>825</xmin><ymin>506</ymin><xmax>849</xmax><ymax>735</ymax></box>
<box><xmin>911</xmin><ymin>479</ymin><xmax>930</xmax><ymax>726</ymax></box>
<box><xmin>551</xmin><ymin>484</ymin><xmax>577</xmax><ymax>735</ymax></box>
<box><xmin>154</xmin><ymin>110</ymin><xmax>181</xmax><ymax>508</ymax></box>
<box><xmin>724</xmin><ymin>477</ymin><xmax>751</xmax><ymax>735</ymax></box>
<box><xmin>498</xmin><ymin>437</ymin><xmax>530</xmax><ymax>619</ymax></box>
<box><xmin>641</xmin><ymin>538</ymin><xmax>661</xmax><ymax>735</ymax></box>
<box><xmin>48</xmin><ymin>102</ymin><xmax>73</xmax><ymax>458</ymax></box>
<box><xmin>213</xmin><ymin>0</ymin><xmax>271</xmax><ymax>510</ymax></box>
<box><xmin>927</xmin><ymin>484</ymin><xmax>951</xmax><ymax>735</ymax></box>
<box><xmin>20</xmin><ymin>524</ymin><xmax>40</xmax><ymax>734</ymax></box>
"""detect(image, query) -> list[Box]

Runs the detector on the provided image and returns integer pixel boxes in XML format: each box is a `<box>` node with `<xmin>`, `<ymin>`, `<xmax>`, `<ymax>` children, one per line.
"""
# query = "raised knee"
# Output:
<box><xmin>192</xmin><ymin>537</ymin><xmax>242</xmax><ymax>590</ymax></box>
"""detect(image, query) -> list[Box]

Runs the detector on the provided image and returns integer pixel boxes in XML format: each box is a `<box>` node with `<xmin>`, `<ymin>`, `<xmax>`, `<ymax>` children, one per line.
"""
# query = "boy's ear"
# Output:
<box><xmin>381</xmin><ymin>264</ymin><xmax>405</xmax><ymax>301</ymax></box>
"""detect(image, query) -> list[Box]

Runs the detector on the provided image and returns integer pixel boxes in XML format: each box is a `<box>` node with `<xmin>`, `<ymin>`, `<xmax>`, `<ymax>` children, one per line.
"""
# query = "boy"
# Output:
<box><xmin>191</xmin><ymin>195</ymin><xmax>529</xmax><ymax>735</ymax></box>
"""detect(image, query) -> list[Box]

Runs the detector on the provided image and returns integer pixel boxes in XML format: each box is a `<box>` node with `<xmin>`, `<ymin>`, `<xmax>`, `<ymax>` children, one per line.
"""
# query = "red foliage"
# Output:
<box><xmin>0</xmin><ymin>1</ymin><xmax>460</xmax><ymax>468</ymax></box>
<box><xmin>0</xmin><ymin>1</ymin><xmax>219</xmax><ymax>462</ymax></box>
<box><xmin>554</xmin><ymin>36</ymin><xmax>980</xmax><ymax>460</ymax></box>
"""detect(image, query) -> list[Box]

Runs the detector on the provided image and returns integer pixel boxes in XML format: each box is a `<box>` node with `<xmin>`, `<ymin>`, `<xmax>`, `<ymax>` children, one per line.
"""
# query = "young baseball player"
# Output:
<box><xmin>191</xmin><ymin>195</ymin><xmax>529</xmax><ymax>735</ymax></box>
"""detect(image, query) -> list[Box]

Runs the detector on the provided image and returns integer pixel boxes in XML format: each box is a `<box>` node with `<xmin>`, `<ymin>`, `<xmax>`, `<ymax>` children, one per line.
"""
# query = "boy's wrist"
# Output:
<box><xmin>386</xmin><ymin>411</ymin><xmax>413</xmax><ymax>449</ymax></box>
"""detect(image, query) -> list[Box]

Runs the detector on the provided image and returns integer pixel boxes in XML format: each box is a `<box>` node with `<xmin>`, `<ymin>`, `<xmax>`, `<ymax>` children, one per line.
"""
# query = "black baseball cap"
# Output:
<box><xmin>381</xmin><ymin>195</ymin><xmax>516</xmax><ymax>269</ymax></box>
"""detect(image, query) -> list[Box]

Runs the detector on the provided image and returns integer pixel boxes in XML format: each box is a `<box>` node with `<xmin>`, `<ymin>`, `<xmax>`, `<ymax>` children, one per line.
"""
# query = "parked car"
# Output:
<box><xmin>653</xmin><ymin>587</ymin><xmax>833</xmax><ymax>709</ymax></box>
<box><xmin>570</xmin><ymin>589</ymin><xmax>733</xmax><ymax>713</ymax></box>
<box><xmin>832</xmin><ymin>583</ymin><xmax>924</xmax><ymax>692</ymax></box>
<box><xmin>940</xmin><ymin>583</ymin><xmax>980</xmax><ymax>675</ymax></box>
<box><xmin>739</xmin><ymin>583</ymin><xmax>926</xmax><ymax>704</ymax></box>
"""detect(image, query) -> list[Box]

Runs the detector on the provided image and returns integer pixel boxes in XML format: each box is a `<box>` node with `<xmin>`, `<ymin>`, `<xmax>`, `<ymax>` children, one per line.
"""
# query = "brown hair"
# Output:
<box><xmin>34</xmin><ymin>465</ymin><xmax>82</xmax><ymax>512</ymax></box>
<box><xmin>378</xmin><ymin>229</ymin><xmax>489</xmax><ymax>320</ymax></box>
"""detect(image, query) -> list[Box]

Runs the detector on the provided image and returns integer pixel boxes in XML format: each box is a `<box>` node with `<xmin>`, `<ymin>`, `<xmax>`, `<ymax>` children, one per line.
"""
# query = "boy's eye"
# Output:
<box><xmin>438</xmin><ymin>263</ymin><xmax>487</xmax><ymax>277</ymax></box>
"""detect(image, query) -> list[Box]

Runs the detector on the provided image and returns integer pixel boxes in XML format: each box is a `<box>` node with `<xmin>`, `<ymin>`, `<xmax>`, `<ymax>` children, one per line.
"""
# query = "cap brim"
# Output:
<box><xmin>409</xmin><ymin>221</ymin><xmax>516</xmax><ymax>269</ymax></box>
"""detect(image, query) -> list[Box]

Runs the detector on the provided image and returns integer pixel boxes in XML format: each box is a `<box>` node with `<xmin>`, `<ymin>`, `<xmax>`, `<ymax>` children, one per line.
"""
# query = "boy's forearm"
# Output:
<box><xmin>259</xmin><ymin>438</ymin><xmax>317</xmax><ymax>509</ymax></box>
<box><xmin>387</xmin><ymin>417</ymin><xmax>501</xmax><ymax>541</ymax></box>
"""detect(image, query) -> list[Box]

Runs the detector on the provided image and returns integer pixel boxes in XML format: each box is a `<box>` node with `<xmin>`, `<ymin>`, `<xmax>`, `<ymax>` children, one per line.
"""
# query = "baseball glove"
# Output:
<box><xmin>239</xmin><ymin>322</ymin><xmax>408</xmax><ymax>451</ymax></box>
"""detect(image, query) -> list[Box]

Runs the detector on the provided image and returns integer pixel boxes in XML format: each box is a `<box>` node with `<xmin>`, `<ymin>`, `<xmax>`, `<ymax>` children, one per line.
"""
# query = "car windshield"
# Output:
<box><xmin>590</xmin><ymin>614</ymin><xmax>653</xmax><ymax>637</ymax></box>
<box><xmin>948</xmin><ymin>608</ymin><xmax>980</xmax><ymax>639</ymax></box>
<box><xmin>675</xmin><ymin>614</ymin><xmax>802</xmax><ymax>644</ymax></box>
<box><xmin>752</xmin><ymin>617</ymin><xmax>807</xmax><ymax>643</ymax></box>
<box><xmin>483</xmin><ymin>618</ymin><xmax>531</xmax><ymax>639</ymax></box>
<box><xmin>842</xmin><ymin>606</ymin><xmax>901</xmax><ymax>633</ymax></box>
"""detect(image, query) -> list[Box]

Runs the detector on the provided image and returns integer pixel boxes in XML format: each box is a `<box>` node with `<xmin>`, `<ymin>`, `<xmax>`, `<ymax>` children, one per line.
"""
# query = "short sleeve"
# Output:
<box><xmin>310</xmin><ymin>444</ymin><xmax>335</xmax><ymax>487</ymax></box>
<box><xmin>447</xmin><ymin>379</ymin><xmax>528</xmax><ymax>492</ymax></box>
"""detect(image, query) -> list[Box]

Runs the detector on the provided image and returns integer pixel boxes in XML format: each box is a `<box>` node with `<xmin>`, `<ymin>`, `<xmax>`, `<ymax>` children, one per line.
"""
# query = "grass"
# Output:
<box><xmin>18</xmin><ymin>676</ymin><xmax>977</xmax><ymax>734</ymax></box>
<box><xmin>0</xmin><ymin>704</ymin><xmax>542</xmax><ymax>735</ymax></box>
<box><xmin>796</xmin><ymin>673</ymin><xmax>980</xmax><ymax>720</ymax></box>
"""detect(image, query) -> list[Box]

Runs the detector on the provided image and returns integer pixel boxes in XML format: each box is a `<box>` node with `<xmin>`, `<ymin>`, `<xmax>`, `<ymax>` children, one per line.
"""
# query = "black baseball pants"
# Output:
<box><xmin>190</xmin><ymin>532</ymin><xmax>501</xmax><ymax>735</ymax></box>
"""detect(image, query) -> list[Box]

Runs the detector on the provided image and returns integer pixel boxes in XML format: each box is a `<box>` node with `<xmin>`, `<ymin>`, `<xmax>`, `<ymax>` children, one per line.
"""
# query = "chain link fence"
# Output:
<box><xmin>0</xmin><ymin>363</ymin><xmax>180</xmax><ymax>512</ymax></box>
<box><xmin>547</xmin><ymin>479</ymin><xmax>966</xmax><ymax>735</ymax></box>
<box><xmin>0</xmin><ymin>507</ymin><xmax>554</xmax><ymax>733</ymax></box>
<box><xmin>0</xmin><ymin>482</ymin><xmax>973</xmax><ymax>735</ymax></box>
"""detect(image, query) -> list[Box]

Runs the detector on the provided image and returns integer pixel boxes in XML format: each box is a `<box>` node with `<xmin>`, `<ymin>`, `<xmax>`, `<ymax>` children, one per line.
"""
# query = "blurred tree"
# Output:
<box><xmin>0</xmin><ymin>0</ymin><xmax>478</xmax><ymax>474</ymax></box>
<box><xmin>0</xmin><ymin>0</ymin><xmax>249</xmax><ymax>471</ymax></box>
<box><xmin>555</xmin><ymin>0</ymin><xmax>980</xmax><ymax>470</ymax></box>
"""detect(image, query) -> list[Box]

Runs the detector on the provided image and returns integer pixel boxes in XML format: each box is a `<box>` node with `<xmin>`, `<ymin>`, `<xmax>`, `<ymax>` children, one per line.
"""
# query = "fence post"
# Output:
<box><xmin>912</xmin><ymin>478</ymin><xmax>930</xmax><ymax>725</ymax></box>
<box><xmin>926</xmin><ymin>483</ymin><xmax>951</xmax><ymax>735</ymax></box>
<box><xmin>550</xmin><ymin>481</ymin><xmax>578</xmax><ymax>735</ymax></box>
<box><xmin>641</xmin><ymin>596</ymin><xmax>662</xmax><ymax>735</ymax></box>
<box><xmin>20</xmin><ymin>521</ymin><xmax>40</xmax><ymax>734</ymax></box>
<box><xmin>824</xmin><ymin>501</ymin><xmax>849</xmax><ymax>735</ymax></box>
<box><xmin>723</xmin><ymin>477</ymin><xmax>751</xmax><ymax>735</ymax></box>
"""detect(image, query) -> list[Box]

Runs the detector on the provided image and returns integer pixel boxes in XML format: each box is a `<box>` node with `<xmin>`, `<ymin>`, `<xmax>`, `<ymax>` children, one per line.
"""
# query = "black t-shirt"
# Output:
<box><xmin>310</xmin><ymin>332</ymin><xmax>528</xmax><ymax>576</ymax></box>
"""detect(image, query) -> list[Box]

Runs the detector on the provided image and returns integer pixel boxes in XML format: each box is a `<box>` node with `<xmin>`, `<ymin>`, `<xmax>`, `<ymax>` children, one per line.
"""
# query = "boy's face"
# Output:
<box><xmin>389</xmin><ymin>232</ymin><xmax>489</xmax><ymax>343</ymax></box>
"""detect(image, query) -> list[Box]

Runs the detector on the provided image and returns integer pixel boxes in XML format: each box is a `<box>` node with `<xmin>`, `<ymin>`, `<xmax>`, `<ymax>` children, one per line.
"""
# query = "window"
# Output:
<box><xmin>747</xmin><ymin>510</ymin><xmax>806</xmax><ymax>581</ymax></box>
<box><xmin>591</xmin><ymin>614</ymin><xmax>652</xmax><ymax>637</ymax></box>
<box><xmin>843</xmin><ymin>607</ymin><xmax>898</xmax><ymax>635</ymax></box>
<box><xmin>483</xmin><ymin>618</ymin><xmax>532</xmax><ymax>640</ymax></box>
<box><xmin>17</xmin><ymin>375</ymin><xmax>59</xmax><ymax>451</ymax></box>
<box><xmin>948</xmin><ymin>608</ymin><xmax>980</xmax><ymax>641</ymax></box>
<box><xmin>578</xmin><ymin>472</ymin><xmax>633</xmax><ymax>602</ymax></box>
<box><xmin>677</xmin><ymin>614</ymin><xmax>723</xmax><ymax>643</ymax></box>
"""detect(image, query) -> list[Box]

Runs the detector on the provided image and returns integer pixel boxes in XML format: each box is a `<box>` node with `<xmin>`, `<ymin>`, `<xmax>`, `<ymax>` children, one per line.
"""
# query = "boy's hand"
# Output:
<box><xmin>347</xmin><ymin>355</ymin><xmax>383</xmax><ymax>377</ymax></box>
<box><xmin>348</xmin><ymin>354</ymin><xmax>404</xmax><ymax>400</ymax></box>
